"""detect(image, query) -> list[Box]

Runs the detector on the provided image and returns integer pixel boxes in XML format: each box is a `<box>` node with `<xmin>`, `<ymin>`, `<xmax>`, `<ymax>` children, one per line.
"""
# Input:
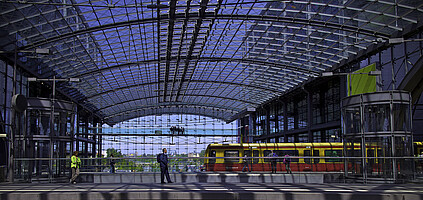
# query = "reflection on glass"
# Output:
<box><xmin>393</xmin><ymin>104</ymin><xmax>410</xmax><ymax>131</ymax></box>
<box><xmin>363</xmin><ymin>104</ymin><xmax>390</xmax><ymax>132</ymax></box>
<box><xmin>343</xmin><ymin>107</ymin><xmax>360</xmax><ymax>134</ymax></box>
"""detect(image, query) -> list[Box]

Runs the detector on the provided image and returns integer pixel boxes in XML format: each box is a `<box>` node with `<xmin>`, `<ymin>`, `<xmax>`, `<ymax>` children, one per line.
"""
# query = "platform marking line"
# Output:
<box><xmin>0</xmin><ymin>188</ymin><xmax>421</xmax><ymax>193</ymax></box>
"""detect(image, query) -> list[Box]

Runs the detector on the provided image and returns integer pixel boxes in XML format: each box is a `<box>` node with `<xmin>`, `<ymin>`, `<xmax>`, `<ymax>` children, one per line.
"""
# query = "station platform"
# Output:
<box><xmin>80</xmin><ymin>172</ymin><xmax>339</xmax><ymax>184</ymax></box>
<box><xmin>0</xmin><ymin>182</ymin><xmax>422</xmax><ymax>200</ymax></box>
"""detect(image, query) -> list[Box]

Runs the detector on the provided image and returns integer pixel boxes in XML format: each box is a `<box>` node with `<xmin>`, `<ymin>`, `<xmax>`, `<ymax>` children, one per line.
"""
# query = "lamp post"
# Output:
<box><xmin>27</xmin><ymin>77</ymin><xmax>80</xmax><ymax>182</ymax></box>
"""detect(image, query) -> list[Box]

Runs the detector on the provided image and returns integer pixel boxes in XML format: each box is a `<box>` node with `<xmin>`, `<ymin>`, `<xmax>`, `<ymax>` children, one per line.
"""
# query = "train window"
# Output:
<box><xmin>367</xmin><ymin>149</ymin><xmax>375</xmax><ymax>157</ymax></box>
<box><xmin>304</xmin><ymin>150</ymin><xmax>311</xmax><ymax>164</ymax></box>
<box><xmin>209</xmin><ymin>150</ymin><xmax>216</xmax><ymax>164</ymax></box>
<box><xmin>244</xmin><ymin>150</ymin><xmax>251</xmax><ymax>165</ymax></box>
<box><xmin>275</xmin><ymin>150</ymin><xmax>299</xmax><ymax>162</ymax></box>
<box><xmin>324</xmin><ymin>150</ymin><xmax>342</xmax><ymax>162</ymax></box>
<box><xmin>313</xmin><ymin>150</ymin><xmax>320</xmax><ymax>164</ymax></box>
<box><xmin>304</xmin><ymin>150</ymin><xmax>320</xmax><ymax>164</ymax></box>
<box><xmin>377</xmin><ymin>149</ymin><xmax>383</xmax><ymax>164</ymax></box>
<box><xmin>264</xmin><ymin>150</ymin><xmax>299</xmax><ymax>162</ymax></box>
<box><xmin>224</xmin><ymin>150</ymin><xmax>239</xmax><ymax>163</ymax></box>
<box><xmin>367</xmin><ymin>149</ymin><xmax>375</xmax><ymax>165</ymax></box>
<box><xmin>253</xmin><ymin>150</ymin><xmax>259</xmax><ymax>164</ymax></box>
<box><xmin>243</xmin><ymin>150</ymin><xmax>259</xmax><ymax>164</ymax></box>
<box><xmin>264</xmin><ymin>150</ymin><xmax>272</xmax><ymax>162</ymax></box>
<box><xmin>347</xmin><ymin>150</ymin><xmax>361</xmax><ymax>157</ymax></box>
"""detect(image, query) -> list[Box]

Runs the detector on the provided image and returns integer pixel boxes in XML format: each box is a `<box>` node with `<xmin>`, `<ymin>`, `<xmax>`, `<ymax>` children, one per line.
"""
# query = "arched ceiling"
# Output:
<box><xmin>1</xmin><ymin>0</ymin><xmax>422</xmax><ymax>125</ymax></box>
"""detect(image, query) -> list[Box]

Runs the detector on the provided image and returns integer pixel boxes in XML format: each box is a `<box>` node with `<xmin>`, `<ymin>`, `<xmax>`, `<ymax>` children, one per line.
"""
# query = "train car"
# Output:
<box><xmin>205</xmin><ymin>143</ymin><xmax>346</xmax><ymax>172</ymax></box>
<box><xmin>205</xmin><ymin>142</ymin><xmax>422</xmax><ymax>172</ymax></box>
<box><xmin>414</xmin><ymin>142</ymin><xmax>423</xmax><ymax>156</ymax></box>
<box><xmin>415</xmin><ymin>142</ymin><xmax>423</xmax><ymax>173</ymax></box>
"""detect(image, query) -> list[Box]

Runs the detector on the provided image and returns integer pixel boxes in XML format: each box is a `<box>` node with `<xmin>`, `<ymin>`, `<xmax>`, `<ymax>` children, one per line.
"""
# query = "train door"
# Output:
<box><xmin>207</xmin><ymin>150</ymin><xmax>216</xmax><ymax>171</ymax></box>
<box><xmin>304</xmin><ymin>149</ymin><xmax>320</xmax><ymax>171</ymax></box>
<box><xmin>304</xmin><ymin>150</ymin><xmax>312</xmax><ymax>171</ymax></box>
<box><xmin>209</xmin><ymin>150</ymin><xmax>216</xmax><ymax>164</ymax></box>
<box><xmin>224</xmin><ymin>150</ymin><xmax>239</xmax><ymax>171</ymax></box>
<box><xmin>244</xmin><ymin>150</ymin><xmax>259</xmax><ymax>171</ymax></box>
<box><xmin>263</xmin><ymin>150</ymin><xmax>272</xmax><ymax>171</ymax></box>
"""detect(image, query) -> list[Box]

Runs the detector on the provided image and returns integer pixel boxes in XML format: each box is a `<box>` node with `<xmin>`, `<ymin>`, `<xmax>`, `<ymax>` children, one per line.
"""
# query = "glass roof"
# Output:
<box><xmin>1</xmin><ymin>0</ymin><xmax>422</xmax><ymax>125</ymax></box>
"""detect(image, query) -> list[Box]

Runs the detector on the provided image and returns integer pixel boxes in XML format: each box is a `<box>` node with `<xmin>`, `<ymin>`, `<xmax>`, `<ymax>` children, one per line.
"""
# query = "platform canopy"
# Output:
<box><xmin>0</xmin><ymin>0</ymin><xmax>422</xmax><ymax>125</ymax></box>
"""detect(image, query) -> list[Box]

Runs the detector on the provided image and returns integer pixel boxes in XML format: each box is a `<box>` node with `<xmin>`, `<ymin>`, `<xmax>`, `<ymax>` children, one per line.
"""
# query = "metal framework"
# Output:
<box><xmin>1</xmin><ymin>0</ymin><xmax>423</xmax><ymax>125</ymax></box>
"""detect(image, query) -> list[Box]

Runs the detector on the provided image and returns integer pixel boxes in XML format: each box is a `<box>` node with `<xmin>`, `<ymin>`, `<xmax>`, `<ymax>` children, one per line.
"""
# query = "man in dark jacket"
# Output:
<box><xmin>157</xmin><ymin>148</ymin><xmax>173</xmax><ymax>184</ymax></box>
<box><xmin>110</xmin><ymin>153</ymin><xmax>115</xmax><ymax>173</ymax></box>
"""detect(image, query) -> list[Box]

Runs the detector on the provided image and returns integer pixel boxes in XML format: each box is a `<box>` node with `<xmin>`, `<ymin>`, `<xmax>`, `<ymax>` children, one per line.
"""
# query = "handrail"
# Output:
<box><xmin>13</xmin><ymin>156</ymin><xmax>423</xmax><ymax>161</ymax></box>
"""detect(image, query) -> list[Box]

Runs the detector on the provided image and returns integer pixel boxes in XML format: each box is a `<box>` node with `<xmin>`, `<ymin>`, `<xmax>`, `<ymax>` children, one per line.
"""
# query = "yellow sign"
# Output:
<box><xmin>347</xmin><ymin>63</ymin><xmax>378</xmax><ymax>96</ymax></box>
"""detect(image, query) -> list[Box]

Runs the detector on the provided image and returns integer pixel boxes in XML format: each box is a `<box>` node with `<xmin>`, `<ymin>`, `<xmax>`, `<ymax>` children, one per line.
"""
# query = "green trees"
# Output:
<box><xmin>106</xmin><ymin>148</ymin><xmax>122</xmax><ymax>157</ymax></box>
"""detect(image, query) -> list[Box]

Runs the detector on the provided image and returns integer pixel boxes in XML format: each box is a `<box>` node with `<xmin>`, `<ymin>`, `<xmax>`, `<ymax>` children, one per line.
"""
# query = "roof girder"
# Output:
<box><xmin>18</xmin><ymin>13</ymin><xmax>390</xmax><ymax>51</ymax></box>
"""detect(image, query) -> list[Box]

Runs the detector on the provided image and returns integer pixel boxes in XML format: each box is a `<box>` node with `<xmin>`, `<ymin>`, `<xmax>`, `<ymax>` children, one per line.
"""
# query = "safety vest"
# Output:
<box><xmin>71</xmin><ymin>155</ymin><xmax>81</xmax><ymax>168</ymax></box>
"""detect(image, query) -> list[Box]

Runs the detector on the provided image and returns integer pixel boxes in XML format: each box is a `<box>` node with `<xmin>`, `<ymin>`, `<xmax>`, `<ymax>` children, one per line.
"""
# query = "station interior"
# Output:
<box><xmin>0</xmin><ymin>0</ymin><xmax>423</xmax><ymax>185</ymax></box>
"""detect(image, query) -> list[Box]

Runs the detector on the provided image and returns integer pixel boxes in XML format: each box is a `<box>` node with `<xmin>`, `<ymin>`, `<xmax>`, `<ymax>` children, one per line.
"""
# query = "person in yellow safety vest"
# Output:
<box><xmin>70</xmin><ymin>151</ymin><xmax>81</xmax><ymax>184</ymax></box>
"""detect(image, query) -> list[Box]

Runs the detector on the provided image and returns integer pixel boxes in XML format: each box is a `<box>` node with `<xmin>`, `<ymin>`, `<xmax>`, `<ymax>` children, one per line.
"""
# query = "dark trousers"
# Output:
<box><xmin>110</xmin><ymin>163</ymin><xmax>115</xmax><ymax>173</ymax></box>
<box><xmin>285</xmin><ymin>163</ymin><xmax>292</xmax><ymax>174</ymax></box>
<box><xmin>271</xmin><ymin>161</ymin><xmax>277</xmax><ymax>173</ymax></box>
<box><xmin>242</xmin><ymin>162</ymin><xmax>251</xmax><ymax>172</ymax></box>
<box><xmin>160</xmin><ymin>166</ymin><xmax>171</xmax><ymax>183</ymax></box>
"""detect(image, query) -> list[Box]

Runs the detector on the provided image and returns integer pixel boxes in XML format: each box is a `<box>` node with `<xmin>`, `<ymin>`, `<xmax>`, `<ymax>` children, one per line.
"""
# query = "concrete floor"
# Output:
<box><xmin>0</xmin><ymin>182</ymin><xmax>422</xmax><ymax>200</ymax></box>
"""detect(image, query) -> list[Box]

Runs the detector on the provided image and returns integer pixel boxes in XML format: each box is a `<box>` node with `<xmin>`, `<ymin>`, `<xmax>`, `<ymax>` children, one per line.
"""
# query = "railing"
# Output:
<box><xmin>9</xmin><ymin>156</ymin><xmax>423</xmax><ymax>182</ymax></box>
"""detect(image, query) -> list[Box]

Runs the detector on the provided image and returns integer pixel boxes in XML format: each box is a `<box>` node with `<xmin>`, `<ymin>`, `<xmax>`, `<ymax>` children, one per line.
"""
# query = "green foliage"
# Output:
<box><xmin>199</xmin><ymin>150</ymin><xmax>206</xmax><ymax>157</ymax></box>
<box><xmin>107</xmin><ymin>148</ymin><xmax>122</xmax><ymax>157</ymax></box>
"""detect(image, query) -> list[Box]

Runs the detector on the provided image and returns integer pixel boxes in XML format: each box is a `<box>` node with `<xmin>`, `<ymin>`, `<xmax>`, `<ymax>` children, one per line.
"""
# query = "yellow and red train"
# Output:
<box><xmin>205</xmin><ymin>142</ymin><xmax>423</xmax><ymax>172</ymax></box>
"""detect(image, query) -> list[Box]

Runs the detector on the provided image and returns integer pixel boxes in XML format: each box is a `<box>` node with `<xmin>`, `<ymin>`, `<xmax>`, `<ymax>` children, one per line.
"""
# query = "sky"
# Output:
<box><xmin>99</xmin><ymin>114</ymin><xmax>238</xmax><ymax>156</ymax></box>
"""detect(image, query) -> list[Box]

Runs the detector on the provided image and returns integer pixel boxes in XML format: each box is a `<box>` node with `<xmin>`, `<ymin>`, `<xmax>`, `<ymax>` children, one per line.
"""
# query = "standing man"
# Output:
<box><xmin>110</xmin><ymin>153</ymin><xmax>115</xmax><ymax>173</ymax></box>
<box><xmin>70</xmin><ymin>151</ymin><xmax>81</xmax><ymax>184</ymax></box>
<box><xmin>242</xmin><ymin>154</ymin><xmax>251</xmax><ymax>172</ymax></box>
<box><xmin>157</xmin><ymin>148</ymin><xmax>173</xmax><ymax>184</ymax></box>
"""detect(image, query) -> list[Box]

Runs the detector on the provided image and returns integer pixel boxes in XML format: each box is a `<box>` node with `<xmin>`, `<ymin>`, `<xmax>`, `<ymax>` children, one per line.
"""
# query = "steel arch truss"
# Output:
<box><xmin>1</xmin><ymin>0</ymin><xmax>423</xmax><ymax>124</ymax></box>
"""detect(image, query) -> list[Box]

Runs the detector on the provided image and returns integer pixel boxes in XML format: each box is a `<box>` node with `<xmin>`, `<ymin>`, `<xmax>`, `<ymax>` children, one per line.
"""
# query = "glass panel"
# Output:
<box><xmin>277</xmin><ymin>105</ymin><xmax>284</xmax><ymax>132</ymax></box>
<box><xmin>0</xmin><ymin>60</ymin><xmax>5</xmax><ymax>73</ymax></box>
<box><xmin>313</xmin><ymin>150</ymin><xmax>320</xmax><ymax>164</ymax></box>
<box><xmin>298</xmin><ymin>98</ymin><xmax>307</xmax><ymax>128</ymax></box>
<box><xmin>324</xmin><ymin>150</ymin><xmax>342</xmax><ymax>162</ymax></box>
<box><xmin>274</xmin><ymin>150</ymin><xmax>299</xmax><ymax>162</ymax></box>
<box><xmin>243</xmin><ymin>150</ymin><xmax>256</xmax><ymax>164</ymax></box>
<box><xmin>393</xmin><ymin>104</ymin><xmax>411</xmax><ymax>131</ymax></box>
<box><xmin>367</xmin><ymin>149</ymin><xmax>376</xmax><ymax>174</ymax></box>
<box><xmin>363</xmin><ymin>104</ymin><xmax>390</xmax><ymax>132</ymax></box>
<box><xmin>264</xmin><ymin>150</ymin><xmax>271</xmax><ymax>162</ymax></box>
<box><xmin>312</xmin><ymin>91</ymin><xmax>322</xmax><ymax>124</ymax></box>
<box><xmin>287</xmin><ymin>135</ymin><xmax>295</xmax><ymax>143</ymax></box>
<box><xmin>209</xmin><ymin>150</ymin><xmax>216</xmax><ymax>164</ymax></box>
<box><xmin>224</xmin><ymin>150</ymin><xmax>239</xmax><ymax>163</ymax></box>
<box><xmin>298</xmin><ymin>133</ymin><xmax>308</xmax><ymax>142</ymax></box>
<box><xmin>313</xmin><ymin>131</ymin><xmax>321</xmax><ymax>142</ymax></box>
<box><xmin>0</xmin><ymin>74</ymin><xmax>4</xmax><ymax>105</ymax></box>
<box><xmin>253</xmin><ymin>150</ymin><xmax>259</xmax><ymax>164</ymax></box>
<box><xmin>343</xmin><ymin>106</ymin><xmax>361</xmax><ymax>134</ymax></box>
<box><xmin>270</xmin><ymin>120</ymin><xmax>276</xmax><ymax>134</ymax></box>
<box><xmin>304</xmin><ymin>150</ymin><xmax>311</xmax><ymax>164</ymax></box>
<box><xmin>326</xmin><ymin>129</ymin><xmax>340</xmax><ymax>142</ymax></box>
<box><xmin>287</xmin><ymin>101</ymin><xmax>295</xmax><ymax>131</ymax></box>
